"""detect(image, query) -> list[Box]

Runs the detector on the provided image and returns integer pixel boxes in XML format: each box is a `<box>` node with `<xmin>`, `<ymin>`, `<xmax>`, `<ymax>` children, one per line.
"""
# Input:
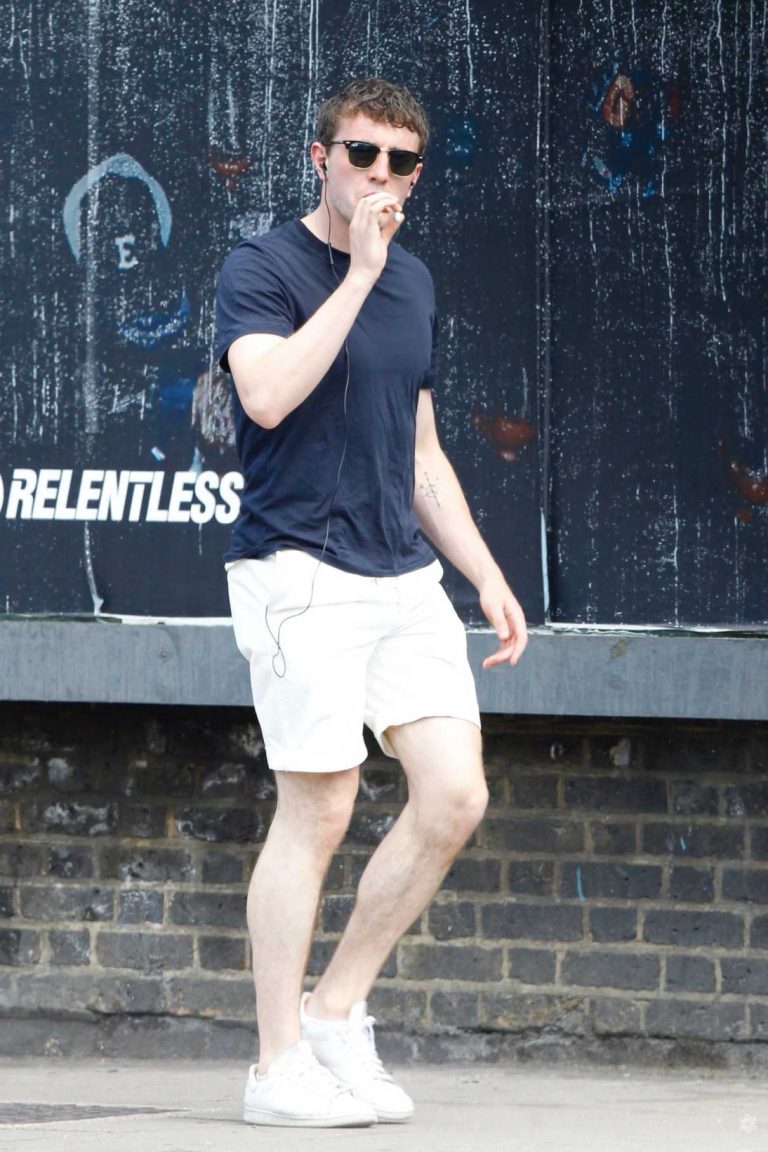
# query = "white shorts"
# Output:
<box><xmin>226</xmin><ymin>550</ymin><xmax>481</xmax><ymax>773</ymax></box>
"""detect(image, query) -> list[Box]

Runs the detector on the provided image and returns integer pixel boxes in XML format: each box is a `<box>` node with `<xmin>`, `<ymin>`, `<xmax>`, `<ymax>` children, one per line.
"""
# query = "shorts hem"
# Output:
<box><xmin>369</xmin><ymin>708</ymin><xmax>482</xmax><ymax>759</ymax></box>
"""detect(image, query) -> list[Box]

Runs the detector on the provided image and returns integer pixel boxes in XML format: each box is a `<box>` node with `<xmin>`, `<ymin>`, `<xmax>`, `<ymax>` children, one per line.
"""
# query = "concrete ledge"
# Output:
<box><xmin>0</xmin><ymin>619</ymin><xmax>766</xmax><ymax>719</ymax></box>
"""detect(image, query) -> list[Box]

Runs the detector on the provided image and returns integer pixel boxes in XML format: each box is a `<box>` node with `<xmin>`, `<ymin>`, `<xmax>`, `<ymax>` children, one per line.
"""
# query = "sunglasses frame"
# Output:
<box><xmin>327</xmin><ymin>139</ymin><xmax>423</xmax><ymax>178</ymax></box>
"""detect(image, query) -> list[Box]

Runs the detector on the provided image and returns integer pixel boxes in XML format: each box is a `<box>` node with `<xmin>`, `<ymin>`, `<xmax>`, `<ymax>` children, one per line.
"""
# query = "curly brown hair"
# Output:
<box><xmin>316</xmin><ymin>77</ymin><xmax>430</xmax><ymax>153</ymax></box>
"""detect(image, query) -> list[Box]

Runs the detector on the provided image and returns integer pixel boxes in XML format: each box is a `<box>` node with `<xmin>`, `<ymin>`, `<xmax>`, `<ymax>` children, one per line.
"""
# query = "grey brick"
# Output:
<box><xmin>49</xmin><ymin>929</ymin><xmax>91</xmax><ymax>966</ymax></box>
<box><xmin>508</xmin><ymin>775</ymin><xmax>558</xmax><ymax>809</ymax></box>
<box><xmin>641</xmin><ymin>822</ymin><xmax>744</xmax><ymax>859</ymax></box>
<box><xmin>720</xmin><ymin>958</ymin><xmax>768</xmax><ymax>995</ymax></box>
<box><xmin>0</xmin><ymin>844</ymin><xmax>44</xmax><ymax>877</ymax></box>
<box><xmin>507</xmin><ymin>861</ymin><xmax>554</xmax><ymax>896</ymax></box>
<box><xmin>47</xmin><ymin>847</ymin><xmax>94</xmax><ymax>879</ymax></box>
<box><xmin>170</xmin><ymin>891</ymin><xmax>245</xmax><ymax>928</ymax></box>
<box><xmin>0</xmin><ymin>762</ymin><xmax>42</xmax><ymax>791</ymax></box>
<box><xmin>346</xmin><ymin>811</ymin><xmax>397</xmax><ymax>847</ymax></box>
<box><xmin>0</xmin><ymin>888</ymin><xmax>14</xmax><ymax>917</ymax></box>
<box><xmin>562</xmin><ymin>861</ymin><xmax>661</xmax><ymax>901</ymax></box>
<box><xmin>588</xmin><ymin>821</ymin><xmax>637</xmax><ymax>855</ymax></box>
<box><xmin>399</xmin><ymin>943</ymin><xmax>502</xmax><ymax>982</ymax></box>
<box><xmin>199</xmin><ymin>936</ymin><xmax>247</xmax><ymax>971</ymax></box>
<box><xmin>483</xmin><ymin>818</ymin><xmax>584</xmax><ymax>855</ymax></box>
<box><xmin>591</xmin><ymin>997</ymin><xmax>643</xmax><ymax>1035</ymax></box>
<box><xmin>724</xmin><ymin>783</ymin><xmax>768</xmax><ymax>818</ymax></box>
<box><xmin>645</xmin><ymin>999</ymin><xmax>746</xmax><ymax>1041</ymax></box>
<box><xmin>669</xmin><ymin>780</ymin><xmax>718</xmax><ymax>816</ymax></box>
<box><xmin>428</xmin><ymin>902</ymin><xmax>476</xmax><ymax>941</ymax></box>
<box><xmin>669</xmin><ymin>952</ymin><xmax>713</xmax><ymax>991</ymax></box>
<box><xmin>15</xmin><ymin>972</ymin><xmax>166</xmax><ymax>1015</ymax></box>
<box><xmin>200</xmin><ymin>763</ymin><xmax>249</xmax><ymax>797</ymax></box>
<box><xmin>507</xmin><ymin>948</ymin><xmax>555</xmax><ymax>984</ymax></box>
<box><xmin>562</xmin><ymin>949</ymin><xmax>659</xmax><ymax>990</ymax></box>
<box><xmin>588</xmin><ymin>906</ymin><xmax>637</xmax><ymax>943</ymax></box>
<box><xmin>442</xmin><ymin>858</ymin><xmax>501</xmax><ymax>893</ymax></box>
<box><xmin>483</xmin><ymin>733</ymin><xmax>582</xmax><ymax>771</ymax></box>
<box><xmin>668</xmin><ymin>866</ymin><xmax>715</xmax><ymax>903</ymax></box>
<box><xmin>722</xmin><ymin>868</ymin><xmax>768</xmax><ymax>904</ymax></box>
<box><xmin>751</xmin><ymin>827</ymin><xmax>768</xmax><ymax>860</ymax></box>
<box><xmin>642</xmin><ymin>732</ymin><xmax>735</xmax><ymax>774</ymax></box>
<box><xmin>564</xmin><ymin>777</ymin><xmax>666</xmax><ymax>814</ymax></box>
<box><xmin>118</xmin><ymin>890</ymin><xmax>164</xmax><ymax>924</ymax></box>
<box><xmin>20</xmin><ymin>885</ymin><xmax>114</xmax><ymax>922</ymax></box>
<box><xmin>0</xmin><ymin>928</ymin><xmax>40</xmax><ymax>965</ymax></box>
<box><xmin>96</xmin><ymin>931</ymin><xmax>193</xmax><ymax>972</ymax></box>
<box><xmin>642</xmin><ymin>909</ymin><xmax>744</xmax><ymax>949</ymax></box>
<box><xmin>45</xmin><ymin>756</ymin><xmax>98</xmax><ymax>792</ymax></box>
<box><xmin>750</xmin><ymin>914</ymin><xmax>768</xmax><ymax>948</ymax></box>
<box><xmin>358</xmin><ymin>767</ymin><xmax>402</xmax><ymax>804</ymax></box>
<box><xmin>481</xmin><ymin>902</ymin><xmax>582</xmax><ymax>942</ymax></box>
<box><xmin>430</xmin><ymin>991</ymin><xmax>480</xmax><ymax>1028</ymax></box>
<box><xmin>116</xmin><ymin>804</ymin><xmax>167</xmax><ymax>838</ymax></box>
<box><xmin>174</xmin><ymin>807</ymin><xmax>263</xmax><ymax>844</ymax></box>
<box><xmin>165</xmin><ymin>975</ymin><xmax>254</xmax><ymax>1020</ymax></box>
<box><xmin>322</xmin><ymin>894</ymin><xmax>355</xmax><ymax>933</ymax></box>
<box><xmin>481</xmin><ymin>992</ymin><xmax>587</xmax><ymax>1034</ymax></box>
<box><xmin>119</xmin><ymin>761</ymin><xmax>195</xmax><ymax>798</ymax></box>
<box><xmin>365</xmin><ymin>987</ymin><xmax>426</xmax><ymax>1028</ymax></box>
<box><xmin>202</xmin><ymin>851</ymin><xmax>243</xmax><ymax>885</ymax></box>
<box><xmin>0</xmin><ymin>803</ymin><xmax>13</xmax><ymax>833</ymax></box>
<box><xmin>99</xmin><ymin>847</ymin><xmax>193</xmax><ymax>883</ymax></box>
<box><xmin>750</xmin><ymin>1003</ymin><xmax>768</xmax><ymax>1040</ymax></box>
<box><xmin>22</xmin><ymin>800</ymin><xmax>116</xmax><ymax>837</ymax></box>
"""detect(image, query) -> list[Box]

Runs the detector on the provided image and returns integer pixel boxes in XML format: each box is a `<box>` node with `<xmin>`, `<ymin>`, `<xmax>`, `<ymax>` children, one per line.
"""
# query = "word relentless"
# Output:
<box><xmin>0</xmin><ymin>469</ymin><xmax>243</xmax><ymax>524</ymax></box>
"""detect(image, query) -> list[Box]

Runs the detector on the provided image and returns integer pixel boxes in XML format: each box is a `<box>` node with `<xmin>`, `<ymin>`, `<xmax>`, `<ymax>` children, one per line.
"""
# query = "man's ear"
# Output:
<box><xmin>310</xmin><ymin>140</ymin><xmax>328</xmax><ymax>179</ymax></box>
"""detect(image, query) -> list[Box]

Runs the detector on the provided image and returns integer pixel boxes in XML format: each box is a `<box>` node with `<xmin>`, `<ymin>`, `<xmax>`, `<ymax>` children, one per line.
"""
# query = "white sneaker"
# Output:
<box><xmin>300</xmin><ymin>993</ymin><xmax>415</xmax><ymax>1123</ymax></box>
<box><xmin>242</xmin><ymin>1039</ymin><xmax>377</xmax><ymax>1127</ymax></box>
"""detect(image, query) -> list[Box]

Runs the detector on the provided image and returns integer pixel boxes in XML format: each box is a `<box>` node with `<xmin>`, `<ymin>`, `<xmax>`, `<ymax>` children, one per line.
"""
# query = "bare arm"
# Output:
<box><xmin>227</xmin><ymin>192</ymin><xmax>403</xmax><ymax>429</ymax></box>
<box><xmin>413</xmin><ymin>390</ymin><xmax>528</xmax><ymax>668</ymax></box>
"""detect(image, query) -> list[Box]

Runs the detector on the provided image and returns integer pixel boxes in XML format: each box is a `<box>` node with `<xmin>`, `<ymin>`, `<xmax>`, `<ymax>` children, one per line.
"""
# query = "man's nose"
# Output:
<box><xmin>368</xmin><ymin>151</ymin><xmax>391</xmax><ymax>181</ymax></box>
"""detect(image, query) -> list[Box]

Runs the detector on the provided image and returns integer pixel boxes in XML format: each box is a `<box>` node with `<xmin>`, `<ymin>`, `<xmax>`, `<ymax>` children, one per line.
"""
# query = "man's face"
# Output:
<box><xmin>315</xmin><ymin>113</ymin><xmax>423</xmax><ymax>225</ymax></box>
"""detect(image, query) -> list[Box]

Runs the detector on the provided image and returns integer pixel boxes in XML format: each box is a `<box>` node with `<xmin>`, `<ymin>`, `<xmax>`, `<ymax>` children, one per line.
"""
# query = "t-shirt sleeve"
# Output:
<box><xmin>421</xmin><ymin>309</ymin><xmax>439</xmax><ymax>390</ymax></box>
<box><xmin>215</xmin><ymin>241</ymin><xmax>295</xmax><ymax>374</ymax></box>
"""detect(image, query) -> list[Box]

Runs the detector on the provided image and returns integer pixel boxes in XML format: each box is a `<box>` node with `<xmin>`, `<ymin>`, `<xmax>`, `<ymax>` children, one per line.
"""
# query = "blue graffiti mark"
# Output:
<box><xmin>63</xmin><ymin>152</ymin><xmax>172</xmax><ymax>261</ymax></box>
<box><xmin>118</xmin><ymin>295</ymin><xmax>190</xmax><ymax>349</ymax></box>
<box><xmin>157</xmin><ymin>373</ymin><xmax>195</xmax><ymax>413</ymax></box>
<box><xmin>445</xmin><ymin>116</ymin><xmax>477</xmax><ymax>168</ymax></box>
<box><xmin>584</xmin><ymin>66</ymin><xmax>677</xmax><ymax>198</ymax></box>
<box><xmin>575</xmin><ymin>864</ymin><xmax>585</xmax><ymax>901</ymax></box>
<box><xmin>679</xmin><ymin>834</ymin><xmax>687</xmax><ymax>851</ymax></box>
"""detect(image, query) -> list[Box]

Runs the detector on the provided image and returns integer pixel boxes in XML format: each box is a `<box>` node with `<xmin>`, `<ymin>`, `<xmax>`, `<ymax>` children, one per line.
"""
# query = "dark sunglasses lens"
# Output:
<box><xmin>346</xmin><ymin>142</ymin><xmax>378</xmax><ymax>168</ymax></box>
<box><xmin>389</xmin><ymin>150</ymin><xmax>419</xmax><ymax>176</ymax></box>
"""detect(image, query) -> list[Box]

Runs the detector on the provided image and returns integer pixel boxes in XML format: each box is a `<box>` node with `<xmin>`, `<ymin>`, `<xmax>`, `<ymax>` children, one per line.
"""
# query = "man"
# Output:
<box><xmin>216</xmin><ymin>77</ymin><xmax>527</xmax><ymax>1129</ymax></box>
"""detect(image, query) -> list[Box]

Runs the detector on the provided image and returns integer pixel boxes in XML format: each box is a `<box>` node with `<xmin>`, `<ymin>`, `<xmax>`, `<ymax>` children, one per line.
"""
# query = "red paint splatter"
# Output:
<box><xmin>717</xmin><ymin>440</ymin><xmax>768</xmax><ymax>522</ymax></box>
<box><xmin>602</xmin><ymin>74</ymin><xmax>635</xmax><ymax>129</ymax></box>
<box><xmin>473</xmin><ymin>413</ymin><xmax>537</xmax><ymax>462</ymax></box>
<box><xmin>210</xmin><ymin>154</ymin><xmax>250</xmax><ymax>191</ymax></box>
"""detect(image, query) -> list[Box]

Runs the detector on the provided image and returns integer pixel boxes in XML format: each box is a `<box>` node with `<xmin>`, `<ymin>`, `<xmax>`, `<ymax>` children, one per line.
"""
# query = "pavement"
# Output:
<box><xmin>0</xmin><ymin>1058</ymin><xmax>767</xmax><ymax>1152</ymax></box>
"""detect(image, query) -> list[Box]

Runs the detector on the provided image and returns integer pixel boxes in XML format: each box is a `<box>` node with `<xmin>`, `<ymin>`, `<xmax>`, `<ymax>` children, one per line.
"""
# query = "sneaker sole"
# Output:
<box><xmin>243</xmin><ymin>1106</ymin><xmax>376</xmax><ymax>1128</ymax></box>
<box><xmin>375</xmin><ymin>1108</ymin><xmax>414</xmax><ymax>1123</ymax></box>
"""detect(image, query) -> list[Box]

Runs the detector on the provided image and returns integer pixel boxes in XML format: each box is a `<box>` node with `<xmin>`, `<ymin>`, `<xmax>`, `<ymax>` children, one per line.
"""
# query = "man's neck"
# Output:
<box><xmin>301</xmin><ymin>207</ymin><xmax>351</xmax><ymax>253</ymax></box>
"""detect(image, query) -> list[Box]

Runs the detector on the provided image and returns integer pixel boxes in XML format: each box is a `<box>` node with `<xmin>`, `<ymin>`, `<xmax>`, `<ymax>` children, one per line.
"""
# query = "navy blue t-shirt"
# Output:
<box><xmin>215</xmin><ymin>219</ymin><xmax>437</xmax><ymax>576</ymax></box>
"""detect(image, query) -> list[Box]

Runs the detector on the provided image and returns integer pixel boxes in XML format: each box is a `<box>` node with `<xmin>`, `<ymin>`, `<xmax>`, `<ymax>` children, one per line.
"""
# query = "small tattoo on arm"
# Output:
<box><xmin>420</xmin><ymin>471</ymin><xmax>440</xmax><ymax>508</ymax></box>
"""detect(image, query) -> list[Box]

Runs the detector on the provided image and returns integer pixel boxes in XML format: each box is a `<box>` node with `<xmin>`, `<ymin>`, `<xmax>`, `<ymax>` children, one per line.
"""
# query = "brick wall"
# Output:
<box><xmin>1</xmin><ymin>703</ymin><xmax>767</xmax><ymax>1068</ymax></box>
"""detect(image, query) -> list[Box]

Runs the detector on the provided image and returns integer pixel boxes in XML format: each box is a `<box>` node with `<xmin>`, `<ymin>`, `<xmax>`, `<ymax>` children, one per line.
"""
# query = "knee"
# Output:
<box><xmin>417</xmin><ymin>776</ymin><xmax>489</xmax><ymax>851</ymax></box>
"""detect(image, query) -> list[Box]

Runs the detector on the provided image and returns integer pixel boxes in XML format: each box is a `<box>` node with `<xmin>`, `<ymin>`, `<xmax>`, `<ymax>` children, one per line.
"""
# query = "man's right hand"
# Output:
<box><xmin>347</xmin><ymin>192</ymin><xmax>404</xmax><ymax>284</ymax></box>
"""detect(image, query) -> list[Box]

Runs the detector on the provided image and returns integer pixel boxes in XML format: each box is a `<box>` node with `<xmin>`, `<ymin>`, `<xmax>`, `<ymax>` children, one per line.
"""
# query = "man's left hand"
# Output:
<box><xmin>479</xmin><ymin>575</ymin><xmax>528</xmax><ymax>669</ymax></box>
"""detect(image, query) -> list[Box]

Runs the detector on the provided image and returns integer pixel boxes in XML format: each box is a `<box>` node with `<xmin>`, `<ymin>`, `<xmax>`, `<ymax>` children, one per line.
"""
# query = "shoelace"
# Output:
<box><xmin>291</xmin><ymin>1051</ymin><xmax>351</xmax><ymax>1098</ymax></box>
<box><xmin>339</xmin><ymin>1014</ymin><xmax>393</xmax><ymax>1083</ymax></box>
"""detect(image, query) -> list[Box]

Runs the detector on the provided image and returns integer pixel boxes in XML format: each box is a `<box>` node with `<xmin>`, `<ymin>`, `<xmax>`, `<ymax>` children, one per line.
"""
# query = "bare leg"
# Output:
<box><xmin>307</xmin><ymin>718</ymin><xmax>486</xmax><ymax>1019</ymax></box>
<box><xmin>248</xmin><ymin>767</ymin><xmax>359</xmax><ymax>1071</ymax></box>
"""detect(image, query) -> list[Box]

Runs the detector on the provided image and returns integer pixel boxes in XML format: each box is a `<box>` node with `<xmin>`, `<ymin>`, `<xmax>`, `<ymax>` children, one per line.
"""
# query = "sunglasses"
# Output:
<box><xmin>327</xmin><ymin>139</ymin><xmax>423</xmax><ymax>178</ymax></box>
